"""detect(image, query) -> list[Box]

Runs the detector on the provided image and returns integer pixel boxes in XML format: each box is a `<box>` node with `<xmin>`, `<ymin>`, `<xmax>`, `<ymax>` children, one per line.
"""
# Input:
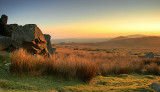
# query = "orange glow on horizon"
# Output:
<box><xmin>42</xmin><ymin>11</ymin><xmax>160</xmax><ymax>39</ymax></box>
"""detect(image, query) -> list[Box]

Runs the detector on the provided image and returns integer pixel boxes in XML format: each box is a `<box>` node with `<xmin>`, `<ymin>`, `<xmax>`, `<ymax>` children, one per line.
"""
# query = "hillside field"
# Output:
<box><xmin>0</xmin><ymin>45</ymin><xmax>160</xmax><ymax>91</ymax></box>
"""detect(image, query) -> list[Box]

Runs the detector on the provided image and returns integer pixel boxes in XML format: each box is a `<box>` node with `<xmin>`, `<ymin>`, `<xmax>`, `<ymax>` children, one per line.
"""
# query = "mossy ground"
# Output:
<box><xmin>0</xmin><ymin>66</ymin><xmax>158</xmax><ymax>92</ymax></box>
<box><xmin>58</xmin><ymin>74</ymin><xmax>159</xmax><ymax>92</ymax></box>
<box><xmin>0</xmin><ymin>68</ymin><xmax>83</xmax><ymax>92</ymax></box>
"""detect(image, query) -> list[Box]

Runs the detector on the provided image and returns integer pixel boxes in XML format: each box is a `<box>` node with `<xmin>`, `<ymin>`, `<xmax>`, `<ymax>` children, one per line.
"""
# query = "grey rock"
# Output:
<box><xmin>11</xmin><ymin>24</ymin><xmax>50</xmax><ymax>55</ymax></box>
<box><xmin>144</xmin><ymin>52</ymin><xmax>154</xmax><ymax>58</ymax></box>
<box><xmin>0</xmin><ymin>14</ymin><xmax>54</xmax><ymax>56</ymax></box>
<box><xmin>4</xmin><ymin>63</ymin><xmax>11</xmax><ymax>72</ymax></box>
<box><xmin>127</xmin><ymin>51</ymin><xmax>133</xmax><ymax>55</ymax></box>
<box><xmin>133</xmin><ymin>53</ymin><xmax>141</xmax><ymax>55</ymax></box>
<box><xmin>5</xmin><ymin>24</ymin><xmax>18</xmax><ymax>37</ymax></box>
<box><xmin>22</xmin><ymin>24</ymin><xmax>48</xmax><ymax>55</ymax></box>
<box><xmin>44</xmin><ymin>34</ymin><xmax>55</xmax><ymax>54</ymax></box>
<box><xmin>154</xmin><ymin>53</ymin><xmax>160</xmax><ymax>56</ymax></box>
<box><xmin>22</xmin><ymin>24</ymin><xmax>46</xmax><ymax>42</ymax></box>
<box><xmin>0</xmin><ymin>35</ymin><xmax>11</xmax><ymax>50</ymax></box>
<box><xmin>150</xmin><ymin>83</ymin><xmax>160</xmax><ymax>91</ymax></box>
<box><xmin>11</xmin><ymin>26</ymin><xmax>23</xmax><ymax>48</ymax></box>
<box><xmin>51</xmin><ymin>48</ymin><xmax>56</xmax><ymax>54</ymax></box>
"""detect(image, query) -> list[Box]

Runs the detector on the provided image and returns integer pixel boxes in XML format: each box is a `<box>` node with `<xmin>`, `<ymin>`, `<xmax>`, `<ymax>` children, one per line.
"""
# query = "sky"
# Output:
<box><xmin>0</xmin><ymin>0</ymin><xmax>160</xmax><ymax>39</ymax></box>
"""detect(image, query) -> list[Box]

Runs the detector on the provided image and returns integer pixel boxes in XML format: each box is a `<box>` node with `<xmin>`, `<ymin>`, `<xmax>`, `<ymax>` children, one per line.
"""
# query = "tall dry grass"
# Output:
<box><xmin>10</xmin><ymin>49</ymin><xmax>49</xmax><ymax>76</ymax></box>
<box><xmin>10</xmin><ymin>47</ymin><xmax>160</xmax><ymax>82</ymax></box>
<box><xmin>10</xmin><ymin>49</ymin><xmax>98</xmax><ymax>82</ymax></box>
<box><xmin>55</xmin><ymin>46</ymin><xmax>160</xmax><ymax>75</ymax></box>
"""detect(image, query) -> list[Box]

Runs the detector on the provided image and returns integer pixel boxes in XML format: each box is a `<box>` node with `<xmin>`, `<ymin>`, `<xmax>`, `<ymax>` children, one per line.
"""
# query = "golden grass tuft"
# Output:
<box><xmin>10</xmin><ymin>49</ymin><xmax>48</xmax><ymax>76</ymax></box>
<box><xmin>10</xmin><ymin>48</ymin><xmax>98</xmax><ymax>82</ymax></box>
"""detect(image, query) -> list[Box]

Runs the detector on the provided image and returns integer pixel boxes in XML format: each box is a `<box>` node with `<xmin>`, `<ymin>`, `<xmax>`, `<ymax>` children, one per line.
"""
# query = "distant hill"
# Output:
<box><xmin>125</xmin><ymin>34</ymin><xmax>146</xmax><ymax>38</ymax></box>
<box><xmin>96</xmin><ymin>36</ymin><xmax>160</xmax><ymax>48</ymax></box>
<box><xmin>109</xmin><ymin>36</ymin><xmax>128</xmax><ymax>42</ymax></box>
<box><xmin>109</xmin><ymin>34</ymin><xmax>146</xmax><ymax>42</ymax></box>
<box><xmin>51</xmin><ymin>38</ymin><xmax>111</xmax><ymax>44</ymax></box>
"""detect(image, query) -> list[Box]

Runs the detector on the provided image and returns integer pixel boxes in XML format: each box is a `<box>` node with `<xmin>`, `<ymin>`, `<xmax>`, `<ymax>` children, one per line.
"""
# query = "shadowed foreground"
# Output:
<box><xmin>0</xmin><ymin>68</ymin><xmax>158</xmax><ymax>91</ymax></box>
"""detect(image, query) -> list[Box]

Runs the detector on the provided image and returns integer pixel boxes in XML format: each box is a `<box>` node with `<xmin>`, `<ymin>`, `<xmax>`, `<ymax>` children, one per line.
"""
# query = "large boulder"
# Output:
<box><xmin>0</xmin><ymin>14</ymin><xmax>55</xmax><ymax>56</ymax></box>
<box><xmin>0</xmin><ymin>35</ymin><xmax>11</xmax><ymax>50</ymax></box>
<box><xmin>5</xmin><ymin>24</ymin><xmax>19</xmax><ymax>37</ymax></box>
<box><xmin>44</xmin><ymin>34</ymin><xmax>56</xmax><ymax>54</ymax></box>
<box><xmin>11</xmin><ymin>26</ymin><xmax>23</xmax><ymax>48</ymax></box>
<box><xmin>11</xmin><ymin>24</ymin><xmax>50</xmax><ymax>55</ymax></box>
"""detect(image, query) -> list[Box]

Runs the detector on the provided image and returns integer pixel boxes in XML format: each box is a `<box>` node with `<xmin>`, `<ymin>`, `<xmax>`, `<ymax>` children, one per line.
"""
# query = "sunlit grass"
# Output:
<box><xmin>0</xmin><ymin>66</ymin><xmax>159</xmax><ymax>92</ymax></box>
<box><xmin>10</xmin><ymin>49</ymin><xmax>98</xmax><ymax>82</ymax></box>
<box><xmin>57</xmin><ymin>74</ymin><xmax>159</xmax><ymax>92</ymax></box>
<box><xmin>1</xmin><ymin>45</ymin><xmax>159</xmax><ymax>91</ymax></box>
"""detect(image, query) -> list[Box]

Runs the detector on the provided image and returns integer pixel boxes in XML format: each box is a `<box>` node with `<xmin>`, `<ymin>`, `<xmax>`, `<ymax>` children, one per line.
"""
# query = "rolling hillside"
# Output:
<box><xmin>109</xmin><ymin>34</ymin><xmax>146</xmax><ymax>42</ymax></box>
<box><xmin>95</xmin><ymin>36</ymin><xmax>160</xmax><ymax>48</ymax></box>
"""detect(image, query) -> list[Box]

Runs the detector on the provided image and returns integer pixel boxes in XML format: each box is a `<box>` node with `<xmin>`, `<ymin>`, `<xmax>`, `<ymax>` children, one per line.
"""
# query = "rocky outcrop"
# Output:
<box><xmin>0</xmin><ymin>14</ymin><xmax>55</xmax><ymax>56</ymax></box>
<box><xmin>11</xmin><ymin>26</ymin><xmax>23</xmax><ymax>49</ymax></box>
<box><xmin>0</xmin><ymin>35</ymin><xmax>11</xmax><ymax>50</ymax></box>
<box><xmin>11</xmin><ymin>24</ymin><xmax>50</xmax><ymax>55</ymax></box>
<box><xmin>5</xmin><ymin>24</ymin><xmax>18</xmax><ymax>37</ymax></box>
<box><xmin>44</xmin><ymin>34</ymin><xmax>56</xmax><ymax>54</ymax></box>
